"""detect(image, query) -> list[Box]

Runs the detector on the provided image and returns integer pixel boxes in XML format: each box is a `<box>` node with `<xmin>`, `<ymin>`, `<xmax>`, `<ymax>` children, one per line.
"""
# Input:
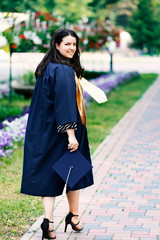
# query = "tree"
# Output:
<box><xmin>128</xmin><ymin>0</ymin><xmax>160</xmax><ymax>54</ymax></box>
<box><xmin>89</xmin><ymin>0</ymin><xmax>121</xmax><ymax>21</ymax></box>
<box><xmin>53</xmin><ymin>0</ymin><xmax>93</xmax><ymax>25</ymax></box>
<box><xmin>107</xmin><ymin>0</ymin><xmax>138</xmax><ymax>28</ymax></box>
<box><xmin>0</xmin><ymin>0</ymin><xmax>55</xmax><ymax>12</ymax></box>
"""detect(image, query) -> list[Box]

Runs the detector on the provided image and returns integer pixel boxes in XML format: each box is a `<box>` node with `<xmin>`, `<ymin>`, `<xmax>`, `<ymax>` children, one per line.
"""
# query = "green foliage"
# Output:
<box><xmin>89</xmin><ymin>0</ymin><xmax>121</xmax><ymax>20</ymax></box>
<box><xmin>128</xmin><ymin>0</ymin><xmax>160</xmax><ymax>54</ymax></box>
<box><xmin>0</xmin><ymin>95</ymin><xmax>30</xmax><ymax>123</ymax></box>
<box><xmin>54</xmin><ymin>0</ymin><xmax>93</xmax><ymax>24</ymax></box>
<box><xmin>89</xmin><ymin>0</ymin><xmax>120</xmax><ymax>8</ymax></box>
<box><xmin>0</xmin><ymin>0</ymin><xmax>121</xmax><ymax>22</ymax></box>
<box><xmin>21</xmin><ymin>71</ymin><xmax>36</xmax><ymax>86</ymax></box>
<box><xmin>0</xmin><ymin>0</ymin><xmax>52</xmax><ymax>12</ymax></box>
<box><xmin>111</xmin><ymin>0</ymin><xmax>137</xmax><ymax>27</ymax></box>
<box><xmin>0</xmin><ymin>105</ymin><xmax>22</xmax><ymax>123</ymax></box>
<box><xmin>83</xmin><ymin>71</ymin><xmax>108</xmax><ymax>80</ymax></box>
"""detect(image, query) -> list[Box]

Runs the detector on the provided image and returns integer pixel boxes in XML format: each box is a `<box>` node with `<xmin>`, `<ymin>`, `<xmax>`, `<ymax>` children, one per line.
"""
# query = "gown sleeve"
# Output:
<box><xmin>54</xmin><ymin>65</ymin><xmax>77</xmax><ymax>133</ymax></box>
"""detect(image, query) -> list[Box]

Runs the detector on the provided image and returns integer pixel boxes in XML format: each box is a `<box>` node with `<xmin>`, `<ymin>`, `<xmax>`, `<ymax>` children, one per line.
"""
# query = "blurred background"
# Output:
<box><xmin>0</xmin><ymin>0</ymin><xmax>160</xmax><ymax>82</ymax></box>
<box><xmin>0</xmin><ymin>1</ymin><xmax>160</xmax><ymax>238</ymax></box>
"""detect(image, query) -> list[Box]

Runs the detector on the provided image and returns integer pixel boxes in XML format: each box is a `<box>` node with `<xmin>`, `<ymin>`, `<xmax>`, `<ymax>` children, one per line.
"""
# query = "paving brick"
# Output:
<box><xmin>148</xmin><ymin>199</ymin><xmax>160</xmax><ymax>204</ymax></box>
<box><xmin>83</xmin><ymin>223</ymin><xmax>101</xmax><ymax>228</ymax></box>
<box><xmin>94</xmin><ymin>236</ymin><xmax>112</xmax><ymax>240</ymax></box>
<box><xmin>113</xmin><ymin>237</ymin><xmax>139</xmax><ymax>240</ymax></box>
<box><xmin>140</xmin><ymin>238</ymin><xmax>157</xmax><ymax>240</ymax></box>
<box><xmin>129</xmin><ymin>212</ymin><xmax>148</xmax><ymax>218</ymax></box>
<box><xmin>101</xmin><ymin>203</ymin><xmax>118</xmax><ymax>208</ymax></box>
<box><xmin>119</xmin><ymin>219</ymin><xmax>136</xmax><ymax>224</ymax></box>
<box><xmin>132</xmin><ymin>231</ymin><xmax>149</xmax><ymax>235</ymax></box>
<box><xmin>142</xmin><ymin>222</ymin><xmax>160</xmax><ymax>228</ymax></box>
<box><xmin>124</xmin><ymin>225</ymin><xmax>143</xmax><ymax>231</ymax></box>
<box><xmin>76</xmin><ymin>238</ymin><xmax>94</xmax><ymax>240</ymax></box>
<box><xmin>112</xmin><ymin>232</ymin><xmax>131</xmax><ymax>238</ymax></box>
<box><xmin>145</xmin><ymin>185</ymin><xmax>159</xmax><ymax>189</ymax></box>
<box><xmin>95</xmin><ymin>216</ymin><xmax>112</xmax><ymax>221</ymax></box>
<box><xmin>139</xmin><ymin>205</ymin><xmax>157</xmax><ymax>210</ymax></box>
<box><xmin>100</xmin><ymin>222</ymin><xmax>119</xmax><ymax>227</ymax></box>
<box><xmin>136</xmin><ymin>190</ymin><xmax>152</xmax><ymax>195</ymax></box>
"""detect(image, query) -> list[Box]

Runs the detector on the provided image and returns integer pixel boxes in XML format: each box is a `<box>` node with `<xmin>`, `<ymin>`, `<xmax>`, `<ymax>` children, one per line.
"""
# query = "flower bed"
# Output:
<box><xmin>0</xmin><ymin>114</ymin><xmax>28</xmax><ymax>157</ymax></box>
<box><xmin>83</xmin><ymin>71</ymin><xmax>139</xmax><ymax>104</ymax></box>
<box><xmin>0</xmin><ymin>71</ymin><xmax>139</xmax><ymax>158</ymax></box>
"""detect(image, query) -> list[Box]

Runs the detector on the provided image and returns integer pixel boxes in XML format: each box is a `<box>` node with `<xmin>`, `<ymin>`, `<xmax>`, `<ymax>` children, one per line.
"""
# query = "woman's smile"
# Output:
<box><xmin>56</xmin><ymin>35</ymin><xmax>77</xmax><ymax>59</ymax></box>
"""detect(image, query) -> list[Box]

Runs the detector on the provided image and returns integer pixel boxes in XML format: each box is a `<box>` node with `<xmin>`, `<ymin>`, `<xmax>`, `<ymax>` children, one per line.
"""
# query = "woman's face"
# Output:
<box><xmin>56</xmin><ymin>35</ymin><xmax>77</xmax><ymax>59</ymax></box>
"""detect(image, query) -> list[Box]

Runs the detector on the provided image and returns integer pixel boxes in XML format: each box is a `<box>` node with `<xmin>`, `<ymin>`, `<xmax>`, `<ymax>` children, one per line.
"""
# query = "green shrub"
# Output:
<box><xmin>0</xmin><ymin>94</ymin><xmax>31</xmax><ymax>123</ymax></box>
<box><xmin>21</xmin><ymin>71</ymin><xmax>36</xmax><ymax>86</ymax></box>
<box><xmin>83</xmin><ymin>70</ymin><xmax>108</xmax><ymax>80</ymax></box>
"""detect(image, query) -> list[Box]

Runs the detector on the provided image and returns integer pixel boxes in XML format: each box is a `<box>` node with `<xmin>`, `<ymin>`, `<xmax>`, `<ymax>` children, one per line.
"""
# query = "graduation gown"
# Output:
<box><xmin>21</xmin><ymin>63</ymin><xmax>94</xmax><ymax>197</ymax></box>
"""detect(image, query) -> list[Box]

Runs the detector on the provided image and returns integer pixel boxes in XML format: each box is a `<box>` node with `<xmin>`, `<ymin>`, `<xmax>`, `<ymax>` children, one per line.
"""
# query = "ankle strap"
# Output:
<box><xmin>72</xmin><ymin>214</ymin><xmax>79</xmax><ymax>217</ymax></box>
<box><xmin>43</xmin><ymin>218</ymin><xmax>54</xmax><ymax>223</ymax></box>
<box><xmin>69</xmin><ymin>211</ymin><xmax>79</xmax><ymax>217</ymax></box>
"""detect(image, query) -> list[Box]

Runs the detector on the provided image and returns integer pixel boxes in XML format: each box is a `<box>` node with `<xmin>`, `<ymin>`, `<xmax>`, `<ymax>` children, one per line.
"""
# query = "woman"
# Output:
<box><xmin>21</xmin><ymin>28</ymin><xmax>94</xmax><ymax>239</ymax></box>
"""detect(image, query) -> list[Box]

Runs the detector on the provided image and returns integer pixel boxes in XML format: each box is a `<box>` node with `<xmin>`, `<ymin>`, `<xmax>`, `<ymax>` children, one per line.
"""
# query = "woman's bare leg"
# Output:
<box><xmin>42</xmin><ymin>197</ymin><xmax>56</xmax><ymax>237</ymax></box>
<box><xmin>66</xmin><ymin>190</ymin><xmax>82</xmax><ymax>229</ymax></box>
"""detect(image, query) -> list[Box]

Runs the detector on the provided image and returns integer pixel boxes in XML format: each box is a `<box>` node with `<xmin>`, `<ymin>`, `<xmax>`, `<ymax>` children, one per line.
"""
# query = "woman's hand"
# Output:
<box><xmin>66</xmin><ymin>129</ymin><xmax>79</xmax><ymax>152</ymax></box>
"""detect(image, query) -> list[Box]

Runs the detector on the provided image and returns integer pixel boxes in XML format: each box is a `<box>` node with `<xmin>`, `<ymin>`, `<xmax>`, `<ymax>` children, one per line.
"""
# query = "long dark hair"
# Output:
<box><xmin>35</xmin><ymin>28</ymin><xmax>84</xmax><ymax>78</ymax></box>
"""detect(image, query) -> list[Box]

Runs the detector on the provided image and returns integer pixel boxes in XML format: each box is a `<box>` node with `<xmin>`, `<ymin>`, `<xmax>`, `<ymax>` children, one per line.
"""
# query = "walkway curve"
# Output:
<box><xmin>21</xmin><ymin>75</ymin><xmax>160</xmax><ymax>240</ymax></box>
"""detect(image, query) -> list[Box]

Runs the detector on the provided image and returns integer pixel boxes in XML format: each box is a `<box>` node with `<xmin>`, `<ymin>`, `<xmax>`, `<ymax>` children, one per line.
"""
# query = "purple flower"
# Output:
<box><xmin>5</xmin><ymin>149</ymin><xmax>13</xmax><ymax>155</ymax></box>
<box><xmin>84</xmin><ymin>71</ymin><xmax>139</xmax><ymax>103</ymax></box>
<box><xmin>0</xmin><ymin>148</ymin><xmax>6</xmax><ymax>157</ymax></box>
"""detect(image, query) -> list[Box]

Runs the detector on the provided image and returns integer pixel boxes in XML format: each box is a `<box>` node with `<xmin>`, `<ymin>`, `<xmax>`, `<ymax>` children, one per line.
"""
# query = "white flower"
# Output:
<box><xmin>77</xmin><ymin>32</ymin><xmax>82</xmax><ymax>38</ymax></box>
<box><xmin>13</xmin><ymin>35</ymin><xmax>20</xmax><ymax>45</ymax></box>
<box><xmin>23</xmin><ymin>31</ymin><xmax>42</xmax><ymax>45</ymax></box>
<box><xmin>32</xmin><ymin>36</ymin><xmax>42</xmax><ymax>45</ymax></box>
<box><xmin>0</xmin><ymin>35</ymin><xmax>7</xmax><ymax>47</ymax></box>
<box><xmin>83</xmin><ymin>39</ymin><xmax>88</xmax><ymax>45</ymax></box>
<box><xmin>23</xmin><ymin>30</ymin><xmax>33</xmax><ymax>39</ymax></box>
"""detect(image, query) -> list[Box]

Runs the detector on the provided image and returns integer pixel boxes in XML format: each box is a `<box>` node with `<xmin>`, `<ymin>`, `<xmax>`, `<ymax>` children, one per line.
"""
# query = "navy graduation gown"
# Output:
<box><xmin>21</xmin><ymin>63</ymin><xmax>94</xmax><ymax>197</ymax></box>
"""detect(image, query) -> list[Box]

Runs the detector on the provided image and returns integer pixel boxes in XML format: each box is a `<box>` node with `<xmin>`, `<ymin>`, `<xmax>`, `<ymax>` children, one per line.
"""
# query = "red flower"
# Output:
<box><xmin>89</xmin><ymin>42</ymin><xmax>95</xmax><ymax>48</ymax></box>
<box><xmin>37</xmin><ymin>11</ymin><xmax>42</xmax><ymax>16</ymax></box>
<box><xmin>45</xmin><ymin>16</ymin><xmax>51</xmax><ymax>21</ymax></box>
<box><xmin>96</xmin><ymin>42</ymin><xmax>102</xmax><ymax>48</ymax></box>
<box><xmin>44</xmin><ymin>12</ymin><xmax>51</xmax><ymax>21</ymax></box>
<box><xmin>19</xmin><ymin>34</ymin><xmax>26</xmax><ymax>39</ymax></box>
<box><xmin>11</xmin><ymin>44</ymin><xmax>17</xmax><ymax>49</ymax></box>
<box><xmin>74</xmin><ymin>26</ymin><xmax>79</xmax><ymax>31</ymax></box>
<box><xmin>52</xmin><ymin>17</ymin><xmax>58</xmax><ymax>23</ymax></box>
<box><xmin>83</xmin><ymin>27</ymin><xmax>87</xmax><ymax>32</ymax></box>
<box><xmin>44</xmin><ymin>12</ymin><xmax>50</xmax><ymax>16</ymax></box>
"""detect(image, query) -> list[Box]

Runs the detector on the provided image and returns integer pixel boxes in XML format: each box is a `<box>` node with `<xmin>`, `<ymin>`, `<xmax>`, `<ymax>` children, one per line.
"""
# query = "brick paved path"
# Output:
<box><xmin>22</xmin><ymin>76</ymin><xmax>160</xmax><ymax>240</ymax></box>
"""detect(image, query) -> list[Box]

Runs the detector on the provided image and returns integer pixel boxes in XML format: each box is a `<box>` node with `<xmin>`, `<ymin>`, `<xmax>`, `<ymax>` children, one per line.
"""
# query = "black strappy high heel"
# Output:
<box><xmin>41</xmin><ymin>218</ymin><xmax>56</xmax><ymax>239</ymax></box>
<box><xmin>64</xmin><ymin>212</ymin><xmax>83</xmax><ymax>233</ymax></box>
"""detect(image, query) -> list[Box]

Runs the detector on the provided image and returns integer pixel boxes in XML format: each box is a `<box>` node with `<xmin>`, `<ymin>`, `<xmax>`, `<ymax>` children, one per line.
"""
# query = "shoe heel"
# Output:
<box><xmin>64</xmin><ymin>222</ymin><xmax>68</xmax><ymax>232</ymax></box>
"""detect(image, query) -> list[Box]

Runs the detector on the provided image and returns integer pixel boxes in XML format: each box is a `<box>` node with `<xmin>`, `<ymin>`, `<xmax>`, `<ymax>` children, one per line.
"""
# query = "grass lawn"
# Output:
<box><xmin>0</xmin><ymin>73</ymin><xmax>158</xmax><ymax>239</ymax></box>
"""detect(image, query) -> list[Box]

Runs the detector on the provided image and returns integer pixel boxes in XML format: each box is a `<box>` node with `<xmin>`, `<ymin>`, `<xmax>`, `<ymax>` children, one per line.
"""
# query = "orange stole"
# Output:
<box><xmin>75</xmin><ymin>74</ymin><xmax>87</xmax><ymax>127</ymax></box>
